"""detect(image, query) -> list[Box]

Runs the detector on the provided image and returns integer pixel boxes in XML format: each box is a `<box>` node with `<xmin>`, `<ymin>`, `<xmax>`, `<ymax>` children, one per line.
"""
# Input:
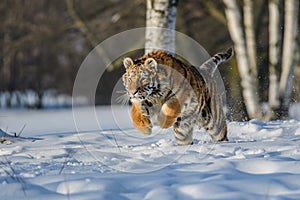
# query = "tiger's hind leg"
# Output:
<box><xmin>173</xmin><ymin>116</ymin><xmax>196</xmax><ymax>145</ymax></box>
<box><xmin>206</xmin><ymin>122</ymin><xmax>228</xmax><ymax>142</ymax></box>
<box><xmin>199</xmin><ymin>102</ymin><xmax>228</xmax><ymax>142</ymax></box>
<box><xmin>202</xmin><ymin>114</ymin><xmax>228</xmax><ymax>142</ymax></box>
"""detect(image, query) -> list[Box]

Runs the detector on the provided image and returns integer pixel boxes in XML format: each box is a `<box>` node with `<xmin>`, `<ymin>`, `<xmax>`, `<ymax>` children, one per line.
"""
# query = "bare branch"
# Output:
<box><xmin>203</xmin><ymin>1</ymin><xmax>227</xmax><ymax>26</ymax></box>
<box><xmin>17</xmin><ymin>124</ymin><xmax>26</xmax><ymax>137</ymax></box>
<box><xmin>66</xmin><ymin>0</ymin><xmax>113</xmax><ymax>70</ymax></box>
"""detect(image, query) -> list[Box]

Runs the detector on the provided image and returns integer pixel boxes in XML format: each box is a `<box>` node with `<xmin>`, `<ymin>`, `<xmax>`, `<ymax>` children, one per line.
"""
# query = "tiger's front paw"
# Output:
<box><xmin>137</xmin><ymin>124</ymin><xmax>152</xmax><ymax>135</ymax></box>
<box><xmin>131</xmin><ymin>103</ymin><xmax>152</xmax><ymax>135</ymax></box>
<box><xmin>132</xmin><ymin>115</ymin><xmax>152</xmax><ymax>135</ymax></box>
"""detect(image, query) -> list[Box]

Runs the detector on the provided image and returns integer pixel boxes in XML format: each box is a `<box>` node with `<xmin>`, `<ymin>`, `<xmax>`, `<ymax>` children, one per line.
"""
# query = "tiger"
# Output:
<box><xmin>122</xmin><ymin>48</ymin><xmax>233</xmax><ymax>145</ymax></box>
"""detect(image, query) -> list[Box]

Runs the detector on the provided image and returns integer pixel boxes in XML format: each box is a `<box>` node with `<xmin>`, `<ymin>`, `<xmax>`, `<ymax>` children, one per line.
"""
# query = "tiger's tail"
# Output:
<box><xmin>211</xmin><ymin>47</ymin><xmax>233</xmax><ymax>66</ymax></box>
<box><xmin>202</xmin><ymin>47</ymin><xmax>234</xmax><ymax>68</ymax></box>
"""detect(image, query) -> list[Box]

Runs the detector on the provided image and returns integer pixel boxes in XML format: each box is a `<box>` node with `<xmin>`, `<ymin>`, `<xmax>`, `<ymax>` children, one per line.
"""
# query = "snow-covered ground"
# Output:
<box><xmin>1</xmin><ymin>105</ymin><xmax>300</xmax><ymax>200</ymax></box>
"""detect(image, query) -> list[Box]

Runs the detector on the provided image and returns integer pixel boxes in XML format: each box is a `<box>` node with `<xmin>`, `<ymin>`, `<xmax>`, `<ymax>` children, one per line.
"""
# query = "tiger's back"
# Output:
<box><xmin>122</xmin><ymin>48</ymin><xmax>233</xmax><ymax>145</ymax></box>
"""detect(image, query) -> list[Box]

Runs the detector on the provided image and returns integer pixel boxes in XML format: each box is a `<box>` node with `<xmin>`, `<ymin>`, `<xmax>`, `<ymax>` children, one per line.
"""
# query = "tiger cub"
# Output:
<box><xmin>122</xmin><ymin>48</ymin><xmax>233</xmax><ymax>145</ymax></box>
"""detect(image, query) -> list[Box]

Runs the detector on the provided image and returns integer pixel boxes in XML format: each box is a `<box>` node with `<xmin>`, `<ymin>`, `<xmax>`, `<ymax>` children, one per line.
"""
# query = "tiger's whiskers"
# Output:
<box><xmin>116</xmin><ymin>91</ymin><xmax>130</xmax><ymax>105</ymax></box>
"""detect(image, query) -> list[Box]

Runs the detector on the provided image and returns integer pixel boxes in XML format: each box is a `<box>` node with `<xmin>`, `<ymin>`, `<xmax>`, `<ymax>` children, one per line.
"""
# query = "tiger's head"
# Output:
<box><xmin>122</xmin><ymin>57</ymin><xmax>159</xmax><ymax>103</ymax></box>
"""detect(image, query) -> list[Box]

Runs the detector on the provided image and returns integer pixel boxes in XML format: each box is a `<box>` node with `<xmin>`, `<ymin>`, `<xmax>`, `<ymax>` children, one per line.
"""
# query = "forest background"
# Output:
<box><xmin>0</xmin><ymin>0</ymin><xmax>299</xmax><ymax>121</ymax></box>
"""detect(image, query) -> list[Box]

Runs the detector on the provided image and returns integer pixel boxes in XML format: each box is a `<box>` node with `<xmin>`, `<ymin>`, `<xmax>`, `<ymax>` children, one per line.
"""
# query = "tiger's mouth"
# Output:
<box><xmin>130</xmin><ymin>97</ymin><xmax>142</xmax><ymax>103</ymax></box>
<box><xmin>127</xmin><ymin>84</ymin><xmax>154</xmax><ymax>102</ymax></box>
<box><xmin>129</xmin><ymin>93</ymin><xmax>147</xmax><ymax>102</ymax></box>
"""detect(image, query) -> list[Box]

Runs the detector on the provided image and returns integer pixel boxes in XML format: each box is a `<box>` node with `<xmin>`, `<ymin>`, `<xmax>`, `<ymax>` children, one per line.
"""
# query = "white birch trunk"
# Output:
<box><xmin>243</xmin><ymin>0</ymin><xmax>257</xmax><ymax>77</ymax></box>
<box><xmin>268</xmin><ymin>0</ymin><xmax>281</xmax><ymax>118</ymax></box>
<box><xmin>279</xmin><ymin>0</ymin><xmax>299</xmax><ymax>116</ymax></box>
<box><xmin>145</xmin><ymin>0</ymin><xmax>177</xmax><ymax>54</ymax></box>
<box><xmin>223</xmin><ymin>0</ymin><xmax>262</xmax><ymax>119</ymax></box>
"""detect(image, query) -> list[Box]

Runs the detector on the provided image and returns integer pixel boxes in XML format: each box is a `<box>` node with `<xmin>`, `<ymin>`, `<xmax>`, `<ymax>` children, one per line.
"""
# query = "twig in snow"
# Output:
<box><xmin>111</xmin><ymin>130</ymin><xmax>122</xmax><ymax>153</ymax></box>
<box><xmin>58</xmin><ymin>148</ymin><xmax>78</xmax><ymax>175</ymax></box>
<box><xmin>17</xmin><ymin>124</ymin><xmax>26</xmax><ymax>137</ymax></box>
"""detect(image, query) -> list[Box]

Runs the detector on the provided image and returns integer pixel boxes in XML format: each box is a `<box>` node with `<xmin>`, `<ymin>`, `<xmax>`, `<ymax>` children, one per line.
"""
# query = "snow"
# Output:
<box><xmin>1</xmin><ymin>105</ymin><xmax>300</xmax><ymax>200</ymax></box>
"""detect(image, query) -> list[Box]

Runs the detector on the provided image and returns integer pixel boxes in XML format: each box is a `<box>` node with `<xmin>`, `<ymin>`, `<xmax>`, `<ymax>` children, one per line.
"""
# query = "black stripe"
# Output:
<box><xmin>145</xmin><ymin>100</ymin><xmax>153</xmax><ymax>107</ymax></box>
<box><xmin>165</xmin><ymin>90</ymin><xmax>174</xmax><ymax>100</ymax></box>
<box><xmin>145</xmin><ymin>107</ymin><xmax>150</xmax><ymax>115</ymax></box>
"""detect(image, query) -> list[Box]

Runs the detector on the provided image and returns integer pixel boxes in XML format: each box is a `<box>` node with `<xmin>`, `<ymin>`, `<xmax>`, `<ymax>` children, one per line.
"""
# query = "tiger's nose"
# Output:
<box><xmin>128</xmin><ymin>89</ymin><xmax>138</xmax><ymax>96</ymax></box>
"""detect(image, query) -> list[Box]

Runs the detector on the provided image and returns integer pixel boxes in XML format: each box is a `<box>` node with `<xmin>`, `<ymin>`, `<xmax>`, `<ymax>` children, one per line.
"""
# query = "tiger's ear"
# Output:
<box><xmin>145</xmin><ymin>58</ymin><xmax>157</xmax><ymax>70</ymax></box>
<box><xmin>123</xmin><ymin>57</ymin><xmax>134</xmax><ymax>69</ymax></box>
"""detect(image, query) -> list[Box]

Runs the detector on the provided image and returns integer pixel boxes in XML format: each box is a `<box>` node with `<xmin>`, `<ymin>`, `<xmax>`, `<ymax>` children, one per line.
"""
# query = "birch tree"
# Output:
<box><xmin>243</xmin><ymin>0</ymin><xmax>257</xmax><ymax>77</ymax></box>
<box><xmin>223</xmin><ymin>0</ymin><xmax>262</xmax><ymax>119</ymax></box>
<box><xmin>268</xmin><ymin>0</ymin><xmax>282</xmax><ymax>119</ymax></box>
<box><xmin>145</xmin><ymin>0</ymin><xmax>178</xmax><ymax>54</ymax></box>
<box><xmin>278</xmin><ymin>0</ymin><xmax>299</xmax><ymax>117</ymax></box>
<box><xmin>223</xmin><ymin>0</ymin><xmax>299</xmax><ymax>120</ymax></box>
<box><xmin>267</xmin><ymin>0</ymin><xmax>299</xmax><ymax>119</ymax></box>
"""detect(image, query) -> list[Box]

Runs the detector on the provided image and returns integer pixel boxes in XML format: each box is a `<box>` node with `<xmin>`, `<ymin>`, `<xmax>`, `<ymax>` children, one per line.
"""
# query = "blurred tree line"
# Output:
<box><xmin>0</xmin><ymin>0</ymin><xmax>299</xmax><ymax>120</ymax></box>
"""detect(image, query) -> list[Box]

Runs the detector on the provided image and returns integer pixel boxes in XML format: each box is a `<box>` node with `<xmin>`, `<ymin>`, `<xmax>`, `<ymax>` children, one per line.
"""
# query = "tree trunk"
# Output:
<box><xmin>268</xmin><ymin>0</ymin><xmax>281</xmax><ymax>119</ymax></box>
<box><xmin>278</xmin><ymin>0</ymin><xmax>299</xmax><ymax>118</ymax></box>
<box><xmin>243</xmin><ymin>0</ymin><xmax>257</xmax><ymax>77</ymax></box>
<box><xmin>223</xmin><ymin>0</ymin><xmax>262</xmax><ymax>119</ymax></box>
<box><xmin>145</xmin><ymin>0</ymin><xmax>178</xmax><ymax>54</ymax></box>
